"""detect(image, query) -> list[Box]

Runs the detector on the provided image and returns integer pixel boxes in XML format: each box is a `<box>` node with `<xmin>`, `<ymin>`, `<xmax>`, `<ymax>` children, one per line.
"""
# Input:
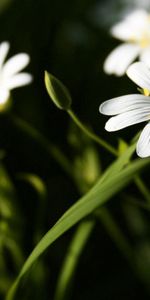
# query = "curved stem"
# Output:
<box><xmin>67</xmin><ymin>109</ymin><xmax>118</xmax><ymax>156</ymax></box>
<box><xmin>11</xmin><ymin>113</ymin><xmax>150</xmax><ymax>208</ymax></box>
<box><xmin>6</xmin><ymin>112</ymin><xmax>150</xmax><ymax>300</ymax></box>
<box><xmin>67</xmin><ymin>109</ymin><xmax>150</xmax><ymax>206</ymax></box>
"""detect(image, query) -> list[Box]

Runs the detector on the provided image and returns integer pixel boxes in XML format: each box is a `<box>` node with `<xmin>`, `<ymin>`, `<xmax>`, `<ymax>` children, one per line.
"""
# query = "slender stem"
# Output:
<box><xmin>14</xmin><ymin>111</ymin><xmax>149</xmax><ymax>261</ymax></box>
<box><xmin>7</xmin><ymin>112</ymin><xmax>149</xmax><ymax>299</ymax></box>
<box><xmin>54</xmin><ymin>220</ymin><xmax>95</xmax><ymax>300</ymax></box>
<box><xmin>67</xmin><ymin>108</ymin><xmax>150</xmax><ymax>292</ymax></box>
<box><xmin>67</xmin><ymin>109</ymin><xmax>118</xmax><ymax>156</ymax></box>
<box><xmin>11</xmin><ymin>113</ymin><xmax>150</xmax><ymax>208</ymax></box>
<box><xmin>67</xmin><ymin>109</ymin><xmax>150</xmax><ymax>206</ymax></box>
<box><xmin>11</xmin><ymin>112</ymin><xmax>150</xmax><ymax>207</ymax></box>
<box><xmin>11</xmin><ymin>113</ymin><xmax>150</xmax><ymax>217</ymax></box>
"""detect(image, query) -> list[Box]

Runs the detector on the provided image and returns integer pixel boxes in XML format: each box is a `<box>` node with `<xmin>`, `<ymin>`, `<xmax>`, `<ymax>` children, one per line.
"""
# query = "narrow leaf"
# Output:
<box><xmin>6</xmin><ymin>151</ymin><xmax>150</xmax><ymax>300</ymax></box>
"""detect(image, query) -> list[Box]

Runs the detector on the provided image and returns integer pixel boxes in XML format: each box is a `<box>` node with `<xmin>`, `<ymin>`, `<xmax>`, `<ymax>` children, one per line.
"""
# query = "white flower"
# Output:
<box><xmin>0</xmin><ymin>41</ymin><xmax>32</xmax><ymax>105</ymax></box>
<box><xmin>99</xmin><ymin>62</ymin><xmax>150</xmax><ymax>158</ymax></box>
<box><xmin>104</xmin><ymin>9</ymin><xmax>150</xmax><ymax>76</ymax></box>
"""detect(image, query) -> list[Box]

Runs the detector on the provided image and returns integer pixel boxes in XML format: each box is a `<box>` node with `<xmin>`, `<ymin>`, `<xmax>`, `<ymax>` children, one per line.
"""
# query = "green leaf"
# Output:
<box><xmin>54</xmin><ymin>220</ymin><xmax>94</xmax><ymax>300</ymax></box>
<box><xmin>118</xmin><ymin>139</ymin><xmax>128</xmax><ymax>155</ymax></box>
<box><xmin>45</xmin><ymin>71</ymin><xmax>72</xmax><ymax>110</ymax></box>
<box><xmin>6</xmin><ymin>147</ymin><xmax>150</xmax><ymax>300</ymax></box>
<box><xmin>99</xmin><ymin>143</ymin><xmax>135</xmax><ymax>184</ymax></box>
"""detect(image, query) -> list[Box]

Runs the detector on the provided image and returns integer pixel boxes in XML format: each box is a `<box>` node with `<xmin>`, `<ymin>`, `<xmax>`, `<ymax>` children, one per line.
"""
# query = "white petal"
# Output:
<box><xmin>140</xmin><ymin>48</ymin><xmax>150</xmax><ymax>68</ymax></box>
<box><xmin>136</xmin><ymin>123</ymin><xmax>150</xmax><ymax>157</ymax></box>
<box><xmin>0</xmin><ymin>41</ymin><xmax>10</xmax><ymax>70</ymax></box>
<box><xmin>0</xmin><ymin>88</ymin><xmax>10</xmax><ymax>105</ymax></box>
<box><xmin>125</xmin><ymin>9</ymin><xmax>148</xmax><ymax>23</ymax></box>
<box><xmin>2</xmin><ymin>53</ymin><xmax>30</xmax><ymax>77</ymax></box>
<box><xmin>99</xmin><ymin>94</ymin><xmax>150</xmax><ymax>116</ymax></box>
<box><xmin>124</xmin><ymin>9</ymin><xmax>149</xmax><ymax>29</ymax></box>
<box><xmin>105</xmin><ymin>107</ymin><xmax>150</xmax><ymax>131</ymax></box>
<box><xmin>111</xmin><ymin>22</ymin><xmax>136</xmax><ymax>41</ymax></box>
<box><xmin>111</xmin><ymin>10</ymin><xmax>149</xmax><ymax>41</ymax></box>
<box><xmin>103</xmin><ymin>44</ymin><xmax>140</xmax><ymax>76</ymax></box>
<box><xmin>6</xmin><ymin>73</ymin><xmax>33</xmax><ymax>89</ymax></box>
<box><xmin>127</xmin><ymin>62</ymin><xmax>150</xmax><ymax>90</ymax></box>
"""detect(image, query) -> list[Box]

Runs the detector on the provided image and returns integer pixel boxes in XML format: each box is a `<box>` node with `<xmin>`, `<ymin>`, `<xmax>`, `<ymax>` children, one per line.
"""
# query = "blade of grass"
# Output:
<box><xmin>6</xmin><ymin>153</ymin><xmax>150</xmax><ymax>300</ymax></box>
<box><xmin>54</xmin><ymin>220</ymin><xmax>95</xmax><ymax>300</ymax></box>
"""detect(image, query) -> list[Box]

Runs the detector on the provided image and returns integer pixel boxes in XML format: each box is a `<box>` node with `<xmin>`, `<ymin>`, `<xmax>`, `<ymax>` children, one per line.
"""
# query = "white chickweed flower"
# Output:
<box><xmin>0</xmin><ymin>41</ymin><xmax>32</xmax><ymax>106</ymax></box>
<box><xmin>99</xmin><ymin>62</ymin><xmax>150</xmax><ymax>158</ymax></box>
<box><xmin>104</xmin><ymin>9</ymin><xmax>150</xmax><ymax>76</ymax></box>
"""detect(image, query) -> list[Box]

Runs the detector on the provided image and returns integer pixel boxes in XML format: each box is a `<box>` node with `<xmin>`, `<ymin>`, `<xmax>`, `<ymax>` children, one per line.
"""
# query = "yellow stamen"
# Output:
<box><xmin>140</xmin><ymin>38</ymin><xmax>150</xmax><ymax>48</ymax></box>
<box><xmin>143</xmin><ymin>88</ymin><xmax>150</xmax><ymax>96</ymax></box>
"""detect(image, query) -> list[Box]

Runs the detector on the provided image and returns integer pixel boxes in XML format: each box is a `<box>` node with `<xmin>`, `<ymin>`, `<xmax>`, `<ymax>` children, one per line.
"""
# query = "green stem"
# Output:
<box><xmin>9</xmin><ymin>112</ymin><xmax>150</xmax><ymax>299</ymax></box>
<box><xmin>54</xmin><ymin>220</ymin><xmax>95</xmax><ymax>300</ymax></box>
<box><xmin>6</xmin><ymin>112</ymin><xmax>149</xmax><ymax>300</ymax></box>
<box><xmin>67</xmin><ymin>109</ymin><xmax>118</xmax><ymax>156</ymax></box>
<box><xmin>67</xmin><ymin>109</ymin><xmax>150</xmax><ymax>207</ymax></box>
<box><xmin>69</xmin><ymin>106</ymin><xmax>150</xmax><ymax>289</ymax></box>
<box><xmin>11</xmin><ymin>113</ymin><xmax>150</xmax><ymax>209</ymax></box>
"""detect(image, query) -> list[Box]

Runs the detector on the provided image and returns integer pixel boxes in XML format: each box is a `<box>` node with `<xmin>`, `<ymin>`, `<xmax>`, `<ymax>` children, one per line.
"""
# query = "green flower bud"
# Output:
<box><xmin>45</xmin><ymin>71</ymin><xmax>72</xmax><ymax>110</ymax></box>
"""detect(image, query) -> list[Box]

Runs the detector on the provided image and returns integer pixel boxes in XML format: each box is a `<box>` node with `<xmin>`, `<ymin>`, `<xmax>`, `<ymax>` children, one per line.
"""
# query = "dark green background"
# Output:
<box><xmin>0</xmin><ymin>1</ymin><xmax>150</xmax><ymax>299</ymax></box>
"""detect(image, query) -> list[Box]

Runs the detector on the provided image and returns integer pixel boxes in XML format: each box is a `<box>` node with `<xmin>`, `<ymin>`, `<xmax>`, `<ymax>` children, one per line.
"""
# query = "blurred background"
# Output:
<box><xmin>0</xmin><ymin>0</ymin><xmax>150</xmax><ymax>299</ymax></box>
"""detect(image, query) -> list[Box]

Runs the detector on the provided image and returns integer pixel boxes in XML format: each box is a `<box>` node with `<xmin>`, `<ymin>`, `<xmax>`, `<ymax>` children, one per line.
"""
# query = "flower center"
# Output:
<box><xmin>143</xmin><ymin>88</ymin><xmax>150</xmax><ymax>96</ymax></box>
<box><xmin>130</xmin><ymin>17</ymin><xmax>150</xmax><ymax>48</ymax></box>
<box><xmin>140</xmin><ymin>35</ymin><xmax>150</xmax><ymax>48</ymax></box>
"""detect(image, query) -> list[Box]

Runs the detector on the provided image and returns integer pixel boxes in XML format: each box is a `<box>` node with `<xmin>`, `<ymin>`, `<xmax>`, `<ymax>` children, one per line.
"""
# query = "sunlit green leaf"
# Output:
<box><xmin>118</xmin><ymin>139</ymin><xmax>128</xmax><ymax>155</ymax></box>
<box><xmin>99</xmin><ymin>143</ymin><xmax>135</xmax><ymax>184</ymax></box>
<box><xmin>6</xmin><ymin>144</ymin><xmax>150</xmax><ymax>300</ymax></box>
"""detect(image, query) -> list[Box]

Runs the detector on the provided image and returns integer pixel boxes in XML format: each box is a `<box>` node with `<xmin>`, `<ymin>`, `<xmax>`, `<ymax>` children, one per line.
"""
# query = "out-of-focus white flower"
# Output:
<box><xmin>104</xmin><ymin>9</ymin><xmax>150</xmax><ymax>76</ymax></box>
<box><xmin>99</xmin><ymin>62</ymin><xmax>150</xmax><ymax>158</ymax></box>
<box><xmin>0</xmin><ymin>41</ymin><xmax>32</xmax><ymax>105</ymax></box>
